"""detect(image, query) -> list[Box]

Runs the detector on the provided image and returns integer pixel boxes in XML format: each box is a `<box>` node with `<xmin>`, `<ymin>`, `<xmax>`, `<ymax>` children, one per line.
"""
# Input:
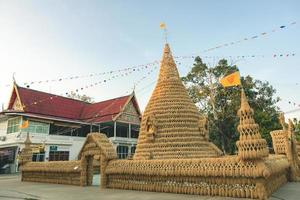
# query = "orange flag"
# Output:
<box><xmin>160</xmin><ymin>22</ymin><xmax>166</xmax><ymax>29</ymax></box>
<box><xmin>220</xmin><ymin>71</ymin><xmax>241</xmax><ymax>88</ymax></box>
<box><xmin>20</xmin><ymin>120</ymin><xmax>29</xmax><ymax>129</ymax></box>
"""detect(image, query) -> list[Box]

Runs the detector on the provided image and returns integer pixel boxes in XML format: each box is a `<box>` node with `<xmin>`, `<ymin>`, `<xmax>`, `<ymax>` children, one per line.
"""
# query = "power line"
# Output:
<box><xmin>284</xmin><ymin>108</ymin><xmax>300</xmax><ymax>114</ymax></box>
<box><xmin>198</xmin><ymin>21</ymin><xmax>297</xmax><ymax>54</ymax></box>
<box><xmin>21</xmin><ymin>63</ymin><xmax>159</xmax><ymax>108</ymax></box>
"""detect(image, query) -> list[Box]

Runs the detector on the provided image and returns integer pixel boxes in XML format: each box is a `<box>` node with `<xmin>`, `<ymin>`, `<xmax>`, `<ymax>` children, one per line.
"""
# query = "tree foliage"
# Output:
<box><xmin>182</xmin><ymin>57</ymin><xmax>281</xmax><ymax>154</ymax></box>
<box><xmin>292</xmin><ymin>118</ymin><xmax>300</xmax><ymax>141</ymax></box>
<box><xmin>67</xmin><ymin>91</ymin><xmax>94</xmax><ymax>103</ymax></box>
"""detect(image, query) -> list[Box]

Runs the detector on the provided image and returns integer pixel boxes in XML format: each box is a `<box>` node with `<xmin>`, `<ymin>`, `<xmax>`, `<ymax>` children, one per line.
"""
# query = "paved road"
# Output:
<box><xmin>0</xmin><ymin>174</ymin><xmax>299</xmax><ymax>200</ymax></box>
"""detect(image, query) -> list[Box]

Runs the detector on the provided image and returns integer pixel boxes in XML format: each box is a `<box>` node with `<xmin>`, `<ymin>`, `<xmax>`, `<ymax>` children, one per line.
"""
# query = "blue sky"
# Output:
<box><xmin>0</xmin><ymin>0</ymin><xmax>299</xmax><ymax>118</ymax></box>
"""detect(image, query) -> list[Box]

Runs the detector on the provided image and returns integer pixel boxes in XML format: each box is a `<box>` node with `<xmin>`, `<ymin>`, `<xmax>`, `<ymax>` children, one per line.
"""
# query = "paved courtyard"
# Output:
<box><xmin>0</xmin><ymin>174</ymin><xmax>299</xmax><ymax>200</ymax></box>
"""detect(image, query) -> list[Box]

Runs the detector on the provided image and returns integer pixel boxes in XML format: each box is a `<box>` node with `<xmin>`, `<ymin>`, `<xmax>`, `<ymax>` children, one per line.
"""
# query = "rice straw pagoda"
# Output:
<box><xmin>236</xmin><ymin>89</ymin><xmax>269</xmax><ymax>160</ymax></box>
<box><xmin>19</xmin><ymin>43</ymin><xmax>300</xmax><ymax>200</ymax></box>
<box><xmin>134</xmin><ymin>43</ymin><xmax>222</xmax><ymax>160</ymax></box>
<box><xmin>18</xmin><ymin>133</ymin><xmax>33</xmax><ymax>170</ymax></box>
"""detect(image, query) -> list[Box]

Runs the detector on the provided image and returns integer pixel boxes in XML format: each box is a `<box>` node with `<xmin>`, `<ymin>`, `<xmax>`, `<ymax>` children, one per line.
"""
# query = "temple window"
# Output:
<box><xmin>32</xmin><ymin>152</ymin><xmax>45</xmax><ymax>162</ymax></box>
<box><xmin>116</xmin><ymin>145</ymin><xmax>128</xmax><ymax>159</ymax></box>
<box><xmin>7</xmin><ymin>117</ymin><xmax>21</xmax><ymax>134</ymax></box>
<box><xmin>49</xmin><ymin>124</ymin><xmax>87</xmax><ymax>137</ymax></box>
<box><xmin>116</xmin><ymin>122</ymin><xmax>129</xmax><ymax>138</ymax></box>
<box><xmin>23</xmin><ymin>121</ymin><xmax>50</xmax><ymax>134</ymax></box>
<box><xmin>99</xmin><ymin>122</ymin><xmax>114</xmax><ymax>138</ymax></box>
<box><xmin>131</xmin><ymin>124</ymin><xmax>139</xmax><ymax>138</ymax></box>
<box><xmin>49</xmin><ymin>151</ymin><xmax>69</xmax><ymax>161</ymax></box>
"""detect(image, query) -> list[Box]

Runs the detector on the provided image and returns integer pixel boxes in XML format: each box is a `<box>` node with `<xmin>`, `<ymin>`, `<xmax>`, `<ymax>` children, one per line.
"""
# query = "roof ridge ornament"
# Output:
<box><xmin>12</xmin><ymin>72</ymin><xmax>16</xmax><ymax>85</ymax></box>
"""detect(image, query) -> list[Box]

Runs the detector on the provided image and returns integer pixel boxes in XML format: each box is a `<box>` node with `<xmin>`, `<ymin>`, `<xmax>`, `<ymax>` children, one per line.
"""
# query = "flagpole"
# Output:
<box><xmin>164</xmin><ymin>27</ymin><xmax>168</xmax><ymax>43</ymax></box>
<box><xmin>160</xmin><ymin>22</ymin><xmax>168</xmax><ymax>43</ymax></box>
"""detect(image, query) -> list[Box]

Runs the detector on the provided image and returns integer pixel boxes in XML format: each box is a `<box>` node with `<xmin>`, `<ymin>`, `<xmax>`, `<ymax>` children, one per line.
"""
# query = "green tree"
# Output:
<box><xmin>67</xmin><ymin>91</ymin><xmax>94</xmax><ymax>103</ymax></box>
<box><xmin>292</xmin><ymin>118</ymin><xmax>300</xmax><ymax>141</ymax></box>
<box><xmin>182</xmin><ymin>57</ymin><xmax>281</xmax><ymax>154</ymax></box>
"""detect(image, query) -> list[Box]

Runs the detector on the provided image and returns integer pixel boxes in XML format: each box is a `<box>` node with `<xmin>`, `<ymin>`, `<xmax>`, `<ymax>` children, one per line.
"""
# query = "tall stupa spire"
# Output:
<box><xmin>158</xmin><ymin>43</ymin><xmax>180</xmax><ymax>81</ymax></box>
<box><xmin>24</xmin><ymin>132</ymin><xmax>31</xmax><ymax>148</ymax></box>
<box><xmin>133</xmin><ymin>43</ymin><xmax>222</xmax><ymax>160</ymax></box>
<box><xmin>236</xmin><ymin>89</ymin><xmax>269</xmax><ymax>160</ymax></box>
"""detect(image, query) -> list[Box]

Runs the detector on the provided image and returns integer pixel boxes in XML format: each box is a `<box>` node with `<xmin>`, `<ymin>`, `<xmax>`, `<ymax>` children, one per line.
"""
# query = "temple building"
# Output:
<box><xmin>0</xmin><ymin>84</ymin><xmax>141</xmax><ymax>173</ymax></box>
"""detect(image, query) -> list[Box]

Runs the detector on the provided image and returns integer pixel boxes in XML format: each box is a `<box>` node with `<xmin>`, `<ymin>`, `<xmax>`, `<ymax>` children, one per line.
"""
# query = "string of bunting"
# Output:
<box><xmin>0</xmin><ymin>83</ymin><xmax>11</xmax><ymax>88</ymax></box>
<box><xmin>199</xmin><ymin>21</ymin><xmax>296</xmax><ymax>53</ymax></box>
<box><xmin>175</xmin><ymin>56</ymin><xmax>300</xmax><ymax>109</ymax></box>
<box><xmin>23</xmin><ymin>63</ymin><xmax>159</xmax><ymax>108</ymax></box>
<box><xmin>17</xmin><ymin>58</ymin><xmax>299</xmax><ymax>111</ymax></box>
<box><xmin>272</xmin><ymin>95</ymin><xmax>300</xmax><ymax>109</ymax></box>
<box><xmin>174</xmin><ymin>53</ymin><xmax>296</xmax><ymax>61</ymax></box>
<box><xmin>286</xmin><ymin>100</ymin><xmax>300</xmax><ymax>108</ymax></box>
<box><xmin>21</xmin><ymin>61</ymin><xmax>159</xmax><ymax>87</ymax></box>
<box><xmin>0</xmin><ymin>61</ymin><xmax>156</xmax><ymax>89</ymax></box>
<box><xmin>1</xmin><ymin>52</ymin><xmax>294</xmax><ymax>89</ymax></box>
<box><xmin>293</xmin><ymin>84</ymin><xmax>300</xmax><ymax>107</ymax></box>
<box><xmin>30</xmin><ymin>65</ymin><xmax>159</xmax><ymax>137</ymax></box>
<box><xmin>133</xmin><ymin>67</ymin><xmax>300</xmax><ymax>117</ymax></box>
<box><xmin>133</xmin><ymin>66</ymin><xmax>158</xmax><ymax>89</ymax></box>
<box><xmin>134</xmin><ymin>60</ymin><xmax>184</xmax><ymax>96</ymax></box>
<box><xmin>125</xmin><ymin>65</ymin><xmax>158</xmax><ymax>94</ymax></box>
<box><xmin>1</xmin><ymin>21</ymin><xmax>296</xmax><ymax>89</ymax></box>
<box><xmin>53</xmin><ymin>88</ymin><xmax>133</xmax><ymax>135</ymax></box>
<box><xmin>54</xmin><ymin>66</ymin><xmax>158</xmax><ymax>134</ymax></box>
<box><xmin>284</xmin><ymin>108</ymin><xmax>300</xmax><ymax>114</ymax></box>
<box><xmin>42</xmin><ymin>94</ymin><xmax>126</xmax><ymax>135</ymax></box>
<box><xmin>25</xmin><ymin>66</ymin><xmax>160</xmax><ymax>135</ymax></box>
<box><xmin>135</xmin><ymin>80</ymin><xmax>157</xmax><ymax>96</ymax></box>
<box><xmin>133</xmin><ymin>63</ymin><xmax>184</xmax><ymax>95</ymax></box>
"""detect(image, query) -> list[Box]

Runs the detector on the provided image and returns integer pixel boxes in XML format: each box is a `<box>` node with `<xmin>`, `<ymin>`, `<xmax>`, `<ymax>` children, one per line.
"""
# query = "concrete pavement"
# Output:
<box><xmin>0</xmin><ymin>174</ymin><xmax>299</xmax><ymax>200</ymax></box>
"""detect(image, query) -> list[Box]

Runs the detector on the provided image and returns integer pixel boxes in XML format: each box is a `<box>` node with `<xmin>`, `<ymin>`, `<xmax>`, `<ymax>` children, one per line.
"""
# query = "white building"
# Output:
<box><xmin>0</xmin><ymin>83</ymin><xmax>141</xmax><ymax>173</ymax></box>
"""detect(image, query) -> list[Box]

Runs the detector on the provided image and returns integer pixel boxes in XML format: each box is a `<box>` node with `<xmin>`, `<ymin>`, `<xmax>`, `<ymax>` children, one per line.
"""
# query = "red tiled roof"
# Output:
<box><xmin>80</xmin><ymin>96</ymin><xmax>131</xmax><ymax>123</ymax></box>
<box><xmin>18</xmin><ymin>87</ymin><xmax>87</xmax><ymax>120</ymax></box>
<box><xmin>6</xmin><ymin>85</ymin><xmax>138</xmax><ymax>123</ymax></box>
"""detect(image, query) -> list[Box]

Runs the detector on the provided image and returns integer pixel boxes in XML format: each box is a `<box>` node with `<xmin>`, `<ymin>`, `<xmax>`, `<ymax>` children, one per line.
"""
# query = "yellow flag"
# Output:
<box><xmin>20</xmin><ymin>120</ymin><xmax>29</xmax><ymax>129</ymax></box>
<box><xmin>160</xmin><ymin>22</ymin><xmax>166</xmax><ymax>29</ymax></box>
<box><xmin>220</xmin><ymin>71</ymin><xmax>241</xmax><ymax>87</ymax></box>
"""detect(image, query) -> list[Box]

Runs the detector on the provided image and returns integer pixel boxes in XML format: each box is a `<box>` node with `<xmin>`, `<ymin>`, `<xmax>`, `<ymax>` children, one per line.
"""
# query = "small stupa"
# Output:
<box><xmin>19</xmin><ymin>133</ymin><xmax>33</xmax><ymax>167</ymax></box>
<box><xmin>134</xmin><ymin>43</ymin><xmax>222</xmax><ymax>160</ymax></box>
<box><xmin>236</xmin><ymin>89</ymin><xmax>269</xmax><ymax>160</ymax></box>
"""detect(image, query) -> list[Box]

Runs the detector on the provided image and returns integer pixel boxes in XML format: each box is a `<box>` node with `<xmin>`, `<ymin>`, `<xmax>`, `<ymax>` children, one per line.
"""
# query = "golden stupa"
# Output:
<box><xmin>134</xmin><ymin>44</ymin><xmax>222</xmax><ymax>160</ymax></box>
<box><xmin>236</xmin><ymin>89</ymin><xmax>269</xmax><ymax>160</ymax></box>
<box><xmin>19</xmin><ymin>133</ymin><xmax>33</xmax><ymax>166</ymax></box>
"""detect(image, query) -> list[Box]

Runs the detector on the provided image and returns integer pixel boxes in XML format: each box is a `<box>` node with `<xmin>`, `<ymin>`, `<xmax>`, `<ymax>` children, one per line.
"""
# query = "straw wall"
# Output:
<box><xmin>22</xmin><ymin>161</ymin><xmax>81</xmax><ymax>185</ymax></box>
<box><xmin>20</xmin><ymin>133</ymin><xmax>116</xmax><ymax>187</ymax></box>
<box><xmin>271</xmin><ymin>130</ymin><xmax>288</xmax><ymax>155</ymax></box>
<box><xmin>106</xmin><ymin>155</ymin><xmax>289</xmax><ymax>200</ymax></box>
